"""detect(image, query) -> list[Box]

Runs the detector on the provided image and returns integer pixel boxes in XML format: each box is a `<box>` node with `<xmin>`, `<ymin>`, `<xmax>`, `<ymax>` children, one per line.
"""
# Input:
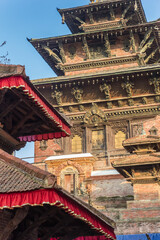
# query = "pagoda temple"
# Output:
<box><xmin>0</xmin><ymin>63</ymin><xmax>116</xmax><ymax>240</ymax></box>
<box><xmin>29</xmin><ymin>0</ymin><xmax>160</xmax><ymax>236</ymax></box>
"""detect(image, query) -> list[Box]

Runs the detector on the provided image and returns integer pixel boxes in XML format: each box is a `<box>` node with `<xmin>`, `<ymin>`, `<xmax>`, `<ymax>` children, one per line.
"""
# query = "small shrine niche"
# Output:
<box><xmin>149</xmin><ymin>126</ymin><xmax>158</xmax><ymax>136</ymax></box>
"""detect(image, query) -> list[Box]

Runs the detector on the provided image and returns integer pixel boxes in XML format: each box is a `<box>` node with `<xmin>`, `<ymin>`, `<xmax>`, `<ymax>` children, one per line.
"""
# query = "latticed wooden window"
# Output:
<box><xmin>92</xmin><ymin>129</ymin><xmax>104</xmax><ymax>150</ymax></box>
<box><xmin>72</xmin><ymin>135</ymin><xmax>82</xmax><ymax>153</ymax></box>
<box><xmin>115</xmin><ymin>131</ymin><xmax>126</xmax><ymax>149</ymax></box>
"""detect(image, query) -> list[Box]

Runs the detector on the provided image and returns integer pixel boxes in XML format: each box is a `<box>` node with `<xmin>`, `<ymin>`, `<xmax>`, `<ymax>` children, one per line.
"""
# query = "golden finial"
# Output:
<box><xmin>90</xmin><ymin>0</ymin><xmax>95</xmax><ymax>3</ymax></box>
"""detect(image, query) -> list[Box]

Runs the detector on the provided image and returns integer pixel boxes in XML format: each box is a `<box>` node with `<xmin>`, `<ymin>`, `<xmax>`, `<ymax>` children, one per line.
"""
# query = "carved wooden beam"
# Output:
<box><xmin>0</xmin><ymin>99</ymin><xmax>22</xmax><ymax>121</ymax></box>
<box><xmin>121</xmin><ymin>3</ymin><xmax>132</xmax><ymax>19</ymax></box>
<box><xmin>138</xmin><ymin>28</ymin><xmax>152</xmax><ymax>51</ymax></box>
<box><xmin>82</xmin><ymin>36</ymin><xmax>91</xmax><ymax>60</ymax></box>
<box><xmin>0</xmin><ymin>206</ymin><xmax>29</xmax><ymax>240</ymax></box>
<box><xmin>88</xmin><ymin>12</ymin><xmax>94</xmax><ymax>24</ymax></box>
<box><xmin>140</xmin><ymin>37</ymin><xmax>155</xmax><ymax>53</ymax></box>
<box><xmin>15</xmin><ymin>207</ymin><xmax>58</xmax><ymax>240</ymax></box>
<box><xmin>10</xmin><ymin>89</ymin><xmax>55</xmax><ymax>130</ymax></box>
<box><xmin>149</xmin><ymin>77</ymin><xmax>160</xmax><ymax>94</ymax></box>
<box><xmin>104</xmin><ymin>34</ymin><xmax>111</xmax><ymax>57</ymax></box>
<box><xmin>125</xmin><ymin>13</ymin><xmax>135</xmax><ymax>23</ymax></box>
<box><xmin>110</xmin><ymin>6</ymin><xmax>115</xmax><ymax>20</ymax></box>
<box><xmin>11</xmin><ymin>111</ymin><xmax>34</xmax><ymax>135</ymax></box>
<box><xmin>130</xmin><ymin>32</ymin><xmax>136</xmax><ymax>53</ymax></box>
<box><xmin>144</xmin><ymin>48</ymin><xmax>159</xmax><ymax>63</ymax></box>
<box><xmin>0</xmin><ymin>89</ymin><xmax>7</xmax><ymax>105</ymax></box>
<box><xmin>68</xmin><ymin>13</ymin><xmax>85</xmax><ymax>25</ymax></box>
<box><xmin>42</xmin><ymin>45</ymin><xmax>62</xmax><ymax>64</ymax></box>
<box><xmin>58</xmin><ymin>41</ymin><xmax>66</xmax><ymax>64</ymax></box>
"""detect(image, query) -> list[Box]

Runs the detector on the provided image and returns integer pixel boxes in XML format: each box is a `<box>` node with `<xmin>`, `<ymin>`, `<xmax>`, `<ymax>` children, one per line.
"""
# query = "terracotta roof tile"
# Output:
<box><xmin>0</xmin><ymin>150</ymin><xmax>56</xmax><ymax>193</ymax></box>
<box><xmin>123</xmin><ymin>135</ymin><xmax>160</xmax><ymax>146</ymax></box>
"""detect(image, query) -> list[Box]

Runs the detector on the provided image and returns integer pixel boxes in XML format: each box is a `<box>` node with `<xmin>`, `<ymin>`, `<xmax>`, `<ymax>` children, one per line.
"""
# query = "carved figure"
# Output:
<box><xmin>83</xmin><ymin>103</ymin><xmax>107</xmax><ymax>125</ymax></box>
<box><xmin>104</xmin><ymin>34</ymin><xmax>111</xmax><ymax>57</ymax></box>
<box><xmin>130</xmin><ymin>32</ymin><xmax>136</xmax><ymax>53</ymax></box>
<box><xmin>121</xmin><ymin>81</ymin><xmax>134</xmax><ymax>97</ymax></box>
<box><xmin>51</xmin><ymin>90</ymin><xmax>62</xmax><ymax>105</ymax></box>
<box><xmin>142</xmin><ymin>97</ymin><xmax>147</xmax><ymax>104</ymax></box>
<box><xmin>100</xmin><ymin>83</ymin><xmax>111</xmax><ymax>99</ymax></box>
<box><xmin>149</xmin><ymin>78</ymin><xmax>160</xmax><ymax>94</ymax></box>
<box><xmin>42</xmin><ymin>46</ymin><xmax>62</xmax><ymax>64</ymax></box>
<box><xmin>140</xmin><ymin>37</ymin><xmax>155</xmax><ymax>54</ymax></box>
<box><xmin>138</xmin><ymin>28</ymin><xmax>152</xmax><ymax>51</ymax></box>
<box><xmin>71</xmin><ymin>87</ymin><xmax>83</xmax><ymax>103</ymax></box>
<box><xmin>128</xmin><ymin>99</ymin><xmax>134</xmax><ymax>106</ymax></box>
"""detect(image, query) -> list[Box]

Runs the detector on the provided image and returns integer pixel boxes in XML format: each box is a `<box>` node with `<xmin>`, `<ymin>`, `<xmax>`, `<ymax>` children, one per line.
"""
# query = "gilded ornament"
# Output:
<box><xmin>149</xmin><ymin>78</ymin><xmax>160</xmax><ymax>94</ymax></box>
<box><xmin>100</xmin><ymin>83</ymin><xmax>111</xmax><ymax>99</ymax></box>
<box><xmin>79</xmin><ymin>105</ymin><xmax>84</xmax><ymax>111</ymax></box>
<box><xmin>121</xmin><ymin>80</ymin><xmax>134</xmax><ymax>97</ymax></box>
<box><xmin>142</xmin><ymin>97</ymin><xmax>147</xmax><ymax>105</ymax></box>
<box><xmin>128</xmin><ymin>99</ymin><xmax>134</xmax><ymax>106</ymax></box>
<box><xmin>107</xmin><ymin>101</ymin><xmax>112</xmax><ymax>109</ymax></box>
<box><xmin>118</xmin><ymin>100</ymin><xmax>123</xmax><ymax>107</ymax></box>
<box><xmin>51</xmin><ymin>90</ymin><xmax>62</xmax><ymax>105</ymax></box>
<box><xmin>71</xmin><ymin>87</ymin><xmax>83</xmax><ymax>103</ymax></box>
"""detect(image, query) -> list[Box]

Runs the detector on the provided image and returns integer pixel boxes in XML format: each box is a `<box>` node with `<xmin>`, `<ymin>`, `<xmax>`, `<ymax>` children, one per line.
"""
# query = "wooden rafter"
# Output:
<box><xmin>0</xmin><ymin>206</ymin><xmax>29</xmax><ymax>240</ymax></box>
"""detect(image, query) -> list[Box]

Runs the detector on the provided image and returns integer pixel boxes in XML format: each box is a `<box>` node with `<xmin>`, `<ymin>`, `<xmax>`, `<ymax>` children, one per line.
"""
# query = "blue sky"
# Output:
<box><xmin>0</xmin><ymin>0</ymin><xmax>159</xmax><ymax>161</ymax></box>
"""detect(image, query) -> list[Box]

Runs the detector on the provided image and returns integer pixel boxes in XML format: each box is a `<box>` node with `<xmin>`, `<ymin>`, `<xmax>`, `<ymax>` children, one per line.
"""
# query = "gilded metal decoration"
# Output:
<box><xmin>121</xmin><ymin>80</ymin><xmax>134</xmax><ymax>97</ymax></box>
<box><xmin>149</xmin><ymin>78</ymin><xmax>160</xmax><ymax>94</ymax></box>
<box><xmin>100</xmin><ymin>83</ymin><xmax>111</xmax><ymax>99</ymax></box>
<box><xmin>71</xmin><ymin>87</ymin><xmax>83</xmax><ymax>103</ymax></box>
<box><xmin>51</xmin><ymin>90</ymin><xmax>62</xmax><ymax>105</ymax></box>
<box><xmin>83</xmin><ymin>103</ymin><xmax>107</xmax><ymax>125</ymax></box>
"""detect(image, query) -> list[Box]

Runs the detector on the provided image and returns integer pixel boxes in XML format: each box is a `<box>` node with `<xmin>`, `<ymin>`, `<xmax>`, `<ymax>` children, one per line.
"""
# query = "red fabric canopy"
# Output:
<box><xmin>0</xmin><ymin>76</ymin><xmax>71</xmax><ymax>141</ymax></box>
<box><xmin>0</xmin><ymin>188</ymin><xmax>116</xmax><ymax>240</ymax></box>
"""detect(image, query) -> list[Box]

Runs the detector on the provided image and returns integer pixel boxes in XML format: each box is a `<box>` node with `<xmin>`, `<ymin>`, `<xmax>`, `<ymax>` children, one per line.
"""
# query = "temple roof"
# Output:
<box><xmin>123</xmin><ymin>135</ymin><xmax>160</xmax><ymax>147</ymax></box>
<box><xmin>0</xmin><ymin>149</ymin><xmax>56</xmax><ymax>193</ymax></box>
<box><xmin>0</xmin><ymin>149</ymin><xmax>116</xmax><ymax>239</ymax></box>
<box><xmin>32</xmin><ymin>63</ymin><xmax>160</xmax><ymax>85</ymax></box>
<box><xmin>58</xmin><ymin>0</ymin><xmax>146</xmax><ymax>34</ymax></box>
<box><xmin>0</xmin><ymin>64</ymin><xmax>71</xmax><ymax>152</ymax></box>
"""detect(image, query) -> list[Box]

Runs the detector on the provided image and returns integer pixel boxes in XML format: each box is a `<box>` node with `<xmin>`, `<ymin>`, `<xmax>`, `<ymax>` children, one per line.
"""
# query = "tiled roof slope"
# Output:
<box><xmin>0</xmin><ymin>150</ymin><xmax>56</xmax><ymax>193</ymax></box>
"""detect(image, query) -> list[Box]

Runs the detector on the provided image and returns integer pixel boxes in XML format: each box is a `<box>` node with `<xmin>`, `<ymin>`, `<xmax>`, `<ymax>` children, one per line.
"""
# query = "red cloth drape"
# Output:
<box><xmin>0</xmin><ymin>76</ymin><xmax>71</xmax><ymax>141</ymax></box>
<box><xmin>0</xmin><ymin>189</ymin><xmax>116</xmax><ymax>240</ymax></box>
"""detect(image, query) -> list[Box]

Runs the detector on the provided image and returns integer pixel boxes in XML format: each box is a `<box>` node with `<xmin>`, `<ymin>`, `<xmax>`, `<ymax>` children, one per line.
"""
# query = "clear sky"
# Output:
<box><xmin>1</xmin><ymin>0</ymin><xmax>159</xmax><ymax>161</ymax></box>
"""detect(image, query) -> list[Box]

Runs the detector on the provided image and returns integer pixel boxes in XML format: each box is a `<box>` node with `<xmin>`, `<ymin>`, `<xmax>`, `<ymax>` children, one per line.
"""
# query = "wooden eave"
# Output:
<box><xmin>29</xmin><ymin>20</ymin><xmax>160</xmax><ymax>76</ymax></box>
<box><xmin>32</xmin><ymin>63</ymin><xmax>160</xmax><ymax>86</ymax></box>
<box><xmin>58</xmin><ymin>0</ymin><xmax>146</xmax><ymax>34</ymax></box>
<box><xmin>30</xmin><ymin>19</ymin><xmax>158</xmax><ymax>45</ymax></box>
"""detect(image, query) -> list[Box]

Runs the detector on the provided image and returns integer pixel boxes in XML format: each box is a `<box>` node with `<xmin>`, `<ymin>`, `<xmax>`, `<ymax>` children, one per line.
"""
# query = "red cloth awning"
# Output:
<box><xmin>0</xmin><ymin>188</ymin><xmax>116</xmax><ymax>240</ymax></box>
<box><xmin>0</xmin><ymin>76</ymin><xmax>71</xmax><ymax>141</ymax></box>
